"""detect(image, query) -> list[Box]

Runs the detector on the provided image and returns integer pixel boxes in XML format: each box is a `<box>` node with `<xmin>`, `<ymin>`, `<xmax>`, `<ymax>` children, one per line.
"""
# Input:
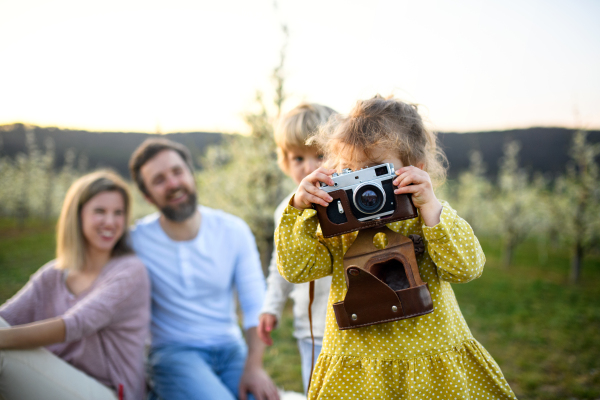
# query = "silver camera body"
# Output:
<box><xmin>321</xmin><ymin>163</ymin><xmax>397</xmax><ymax>222</ymax></box>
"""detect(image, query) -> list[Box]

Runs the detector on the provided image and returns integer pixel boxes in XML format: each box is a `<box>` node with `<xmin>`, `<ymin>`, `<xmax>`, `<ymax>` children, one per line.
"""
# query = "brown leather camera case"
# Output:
<box><xmin>332</xmin><ymin>226</ymin><xmax>434</xmax><ymax>330</ymax></box>
<box><xmin>315</xmin><ymin>191</ymin><xmax>418</xmax><ymax>238</ymax></box>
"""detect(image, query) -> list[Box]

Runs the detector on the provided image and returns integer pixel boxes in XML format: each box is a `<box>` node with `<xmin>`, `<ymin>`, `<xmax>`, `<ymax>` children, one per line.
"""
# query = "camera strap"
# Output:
<box><xmin>307</xmin><ymin>279</ymin><xmax>315</xmax><ymax>391</ymax></box>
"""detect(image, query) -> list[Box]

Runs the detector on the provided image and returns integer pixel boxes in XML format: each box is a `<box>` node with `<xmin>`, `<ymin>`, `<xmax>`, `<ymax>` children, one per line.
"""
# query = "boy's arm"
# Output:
<box><xmin>260</xmin><ymin>245</ymin><xmax>294</xmax><ymax>320</ymax></box>
<box><xmin>275</xmin><ymin>204</ymin><xmax>334</xmax><ymax>284</ymax></box>
<box><xmin>420</xmin><ymin>202</ymin><xmax>486</xmax><ymax>283</ymax></box>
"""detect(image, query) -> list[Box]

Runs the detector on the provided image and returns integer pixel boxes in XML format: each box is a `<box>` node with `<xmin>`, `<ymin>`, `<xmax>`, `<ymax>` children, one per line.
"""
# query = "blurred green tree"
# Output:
<box><xmin>451</xmin><ymin>151</ymin><xmax>494</xmax><ymax>236</ymax></box>
<box><xmin>493</xmin><ymin>141</ymin><xmax>545</xmax><ymax>268</ymax></box>
<box><xmin>195</xmin><ymin>23</ymin><xmax>295</xmax><ymax>270</ymax></box>
<box><xmin>0</xmin><ymin>127</ymin><xmax>87</xmax><ymax>223</ymax></box>
<box><xmin>553</xmin><ymin>130</ymin><xmax>600</xmax><ymax>284</ymax></box>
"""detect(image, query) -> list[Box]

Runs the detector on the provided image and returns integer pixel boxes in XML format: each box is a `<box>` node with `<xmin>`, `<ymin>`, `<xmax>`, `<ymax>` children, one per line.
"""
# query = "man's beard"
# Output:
<box><xmin>159</xmin><ymin>187</ymin><xmax>198</xmax><ymax>222</ymax></box>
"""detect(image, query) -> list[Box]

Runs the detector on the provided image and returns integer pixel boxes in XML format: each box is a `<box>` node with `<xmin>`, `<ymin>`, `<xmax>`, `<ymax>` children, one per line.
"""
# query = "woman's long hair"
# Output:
<box><xmin>55</xmin><ymin>170</ymin><xmax>133</xmax><ymax>271</ymax></box>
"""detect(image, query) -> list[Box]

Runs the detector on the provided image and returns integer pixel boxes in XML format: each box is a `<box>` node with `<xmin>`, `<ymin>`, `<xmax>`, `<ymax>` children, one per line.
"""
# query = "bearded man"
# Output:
<box><xmin>129</xmin><ymin>139</ymin><xmax>279</xmax><ymax>400</ymax></box>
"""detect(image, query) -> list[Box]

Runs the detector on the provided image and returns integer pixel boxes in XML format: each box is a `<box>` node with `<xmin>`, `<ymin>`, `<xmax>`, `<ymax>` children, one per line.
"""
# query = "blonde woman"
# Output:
<box><xmin>0</xmin><ymin>170</ymin><xmax>150</xmax><ymax>400</ymax></box>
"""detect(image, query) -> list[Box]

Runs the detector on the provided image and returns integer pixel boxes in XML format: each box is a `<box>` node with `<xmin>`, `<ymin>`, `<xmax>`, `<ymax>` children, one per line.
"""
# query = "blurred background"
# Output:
<box><xmin>1</xmin><ymin>1</ymin><xmax>599</xmax><ymax>398</ymax></box>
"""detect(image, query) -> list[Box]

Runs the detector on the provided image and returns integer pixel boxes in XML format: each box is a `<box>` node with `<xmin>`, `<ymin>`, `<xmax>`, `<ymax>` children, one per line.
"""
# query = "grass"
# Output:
<box><xmin>456</xmin><ymin>237</ymin><xmax>600</xmax><ymax>399</ymax></box>
<box><xmin>1</xmin><ymin>220</ymin><xmax>599</xmax><ymax>398</ymax></box>
<box><xmin>0</xmin><ymin>218</ymin><xmax>56</xmax><ymax>301</ymax></box>
<box><xmin>263</xmin><ymin>301</ymin><xmax>304</xmax><ymax>393</ymax></box>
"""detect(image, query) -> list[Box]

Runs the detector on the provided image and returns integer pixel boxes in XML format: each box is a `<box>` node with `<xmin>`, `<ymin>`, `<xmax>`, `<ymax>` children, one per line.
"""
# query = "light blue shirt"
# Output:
<box><xmin>131</xmin><ymin>206</ymin><xmax>266</xmax><ymax>348</ymax></box>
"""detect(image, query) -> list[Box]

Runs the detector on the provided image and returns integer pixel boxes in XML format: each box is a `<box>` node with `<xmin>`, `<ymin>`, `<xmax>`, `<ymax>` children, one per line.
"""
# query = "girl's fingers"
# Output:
<box><xmin>304</xmin><ymin>167</ymin><xmax>335</xmax><ymax>187</ymax></box>
<box><xmin>395</xmin><ymin>166</ymin><xmax>416</xmax><ymax>176</ymax></box>
<box><xmin>394</xmin><ymin>184</ymin><xmax>420</xmax><ymax>195</ymax></box>
<box><xmin>306</xmin><ymin>193</ymin><xmax>330</xmax><ymax>207</ymax></box>
<box><xmin>313</xmin><ymin>167</ymin><xmax>336</xmax><ymax>177</ymax></box>
<box><xmin>394</xmin><ymin>172</ymin><xmax>421</xmax><ymax>187</ymax></box>
<box><xmin>394</xmin><ymin>169</ymin><xmax>429</xmax><ymax>187</ymax></box>
<box><xmin>304</xmin><ymin>183</ymin><xmax>333</xmax><ymax>201</ymax></box>
<box><xmin>311</xmin><ymin>172</ymin><xmax>335</xmax><ymax>187</ymax></box>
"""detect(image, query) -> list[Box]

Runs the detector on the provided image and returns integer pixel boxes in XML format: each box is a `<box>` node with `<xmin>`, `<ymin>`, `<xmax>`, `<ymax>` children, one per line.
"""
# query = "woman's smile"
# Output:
<box><xmin>80</xmin><ymin>191</ymin><xmax>126</xmax><ymax>254</ymax></box>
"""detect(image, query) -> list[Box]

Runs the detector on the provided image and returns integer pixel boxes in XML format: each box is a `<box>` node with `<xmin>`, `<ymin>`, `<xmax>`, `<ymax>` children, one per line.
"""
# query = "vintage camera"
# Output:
<box><xmin>314</xmin><ymin>163</ymin><xmax>418</xmax><ymax>238</ymax></box>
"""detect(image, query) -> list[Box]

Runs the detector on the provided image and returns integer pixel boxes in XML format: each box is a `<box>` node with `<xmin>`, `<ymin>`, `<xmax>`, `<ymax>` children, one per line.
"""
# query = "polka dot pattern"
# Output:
<box><xmin>275</xmin><ymin>201</ymin><xmax>517</xmax><ymax>399</ymax></box>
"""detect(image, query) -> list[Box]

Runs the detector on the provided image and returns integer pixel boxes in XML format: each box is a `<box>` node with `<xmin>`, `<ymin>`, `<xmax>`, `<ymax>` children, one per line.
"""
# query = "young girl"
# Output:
<box><xmin>275</xmin><ymin>95</ymin><xmax>517</xmax><ymax>399</ymax></box>
<box><xmin>0</xmin><ymin>170</ymin><xmax>150</xmax><ymax>400</ymax></box>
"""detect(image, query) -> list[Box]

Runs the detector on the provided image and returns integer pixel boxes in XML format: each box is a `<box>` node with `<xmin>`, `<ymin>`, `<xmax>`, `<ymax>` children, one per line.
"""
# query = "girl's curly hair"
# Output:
<box><xmin>308</xmin><ymin>94</ymin><xmax>448</xmax><ymax>187</ymax></box>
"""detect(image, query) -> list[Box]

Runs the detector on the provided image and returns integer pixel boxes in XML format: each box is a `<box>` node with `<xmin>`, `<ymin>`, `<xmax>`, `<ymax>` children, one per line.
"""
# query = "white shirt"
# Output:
<box><xmin>131</xmin><ymin>205</ymin><xmax>266</xmax><ymax>348</ymax></box>
<box><xmin>260</xmin><ymin>193</ymin><xmax>332</xmax><ymax>343</ymax></box>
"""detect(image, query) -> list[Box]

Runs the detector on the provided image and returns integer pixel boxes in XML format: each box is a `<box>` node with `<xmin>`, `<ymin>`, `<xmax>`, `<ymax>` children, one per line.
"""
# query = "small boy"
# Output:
<box><xmin>257</xmin><ymin>103</ymin><xmax>337</xmax><ymax>394</ymax></box>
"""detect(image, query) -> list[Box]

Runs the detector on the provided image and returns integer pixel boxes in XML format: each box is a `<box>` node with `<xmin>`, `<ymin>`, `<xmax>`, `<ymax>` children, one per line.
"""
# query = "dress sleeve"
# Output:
<box><xmin>421</xmin><ymin>201</ymin><xmax>486</xmax><ymax>283</ymax></box>
<box><xmin>275</xmin><ymin>204</ymin><xmax>334</xmax><ymax>284</ymax></box>
<box><xmin>61</xmin><ymin>257</ymin><xmax>147</xmax><ymax>343</ymax></box>
<box><xmin>233</xmin><ymin>222</ymin><xmax>266</xmax><ymax>331</ymax></box>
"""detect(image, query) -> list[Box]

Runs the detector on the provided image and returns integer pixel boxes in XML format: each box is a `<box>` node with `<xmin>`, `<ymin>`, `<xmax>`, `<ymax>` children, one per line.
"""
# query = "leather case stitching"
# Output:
<box><xmin>337</xmin><ymin>308</ymin><xmax>435</xmax><ymax>330</ymax></box>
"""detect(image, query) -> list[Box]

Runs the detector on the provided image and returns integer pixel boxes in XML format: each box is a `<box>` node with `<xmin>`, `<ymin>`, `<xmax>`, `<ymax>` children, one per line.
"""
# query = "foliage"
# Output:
<box><xmin>493</xmin><ymin>141</ymin><xmax>546</xmax><ymax>268</ymax></box>
<box><xmin>449</xmin><ymin>150</ymin><xmax>495</xmax><ymax>235</ymax></box>
<box><xmin>445</xmin><ymin>142</ymin><xmax>549</xmax><ymax>269</ymax></box>
<box><xmin>0</xmin><ymin>127</ymin><xmax>158</xmax><ymax>224</ymax></box>
<box><xmin>196</xmin><ymin>22</ymin><xmax>295</xmax><ymax>269</ymax></box>
<box><xmin>552</xmin><ymin>130</ymin><xmax>600</xmax><ymax>283</ymax></box>
<box><xmin>0</xmin><ymin>126</ymin><xmax>85</xmax><ymax>224</ymax></box>
<box><xmin>2</xmin><ymin>122</ymin><xmax>599</xmax><ymax>281</ymax></box>
<box><xmin>195</xmin><ymin>95</ymin><xmax>295</xmax><ymax>269</ymax></box>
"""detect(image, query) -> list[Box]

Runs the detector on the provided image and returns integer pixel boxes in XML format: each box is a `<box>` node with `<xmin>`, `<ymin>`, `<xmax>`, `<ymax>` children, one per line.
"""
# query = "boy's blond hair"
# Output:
<box><xmin>274</xmin><ymin>103</ymin><xmax>337</xmax><ymax>174</ymax></box>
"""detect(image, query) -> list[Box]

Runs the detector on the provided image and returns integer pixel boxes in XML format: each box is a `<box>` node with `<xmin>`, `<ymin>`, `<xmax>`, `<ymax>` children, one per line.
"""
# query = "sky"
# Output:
<box><xmin>1</xmin><ymin>0</ymin><xmax>599</xmax><ymax>134</ymax></box>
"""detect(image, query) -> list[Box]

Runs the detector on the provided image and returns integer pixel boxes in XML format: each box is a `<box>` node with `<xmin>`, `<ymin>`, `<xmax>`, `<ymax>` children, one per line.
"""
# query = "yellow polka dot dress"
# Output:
<box><xmin>275</xmin><ymin>201</ymin><xmax>517</xmax><ymax>399</ymax></box>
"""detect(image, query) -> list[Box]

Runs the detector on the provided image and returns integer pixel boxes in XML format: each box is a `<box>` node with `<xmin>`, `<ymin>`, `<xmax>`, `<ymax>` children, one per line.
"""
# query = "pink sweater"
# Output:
<box><xmin>0</xmin><ymin>255</ymin><xmax>150</xmax><ymax>400</ymax></box>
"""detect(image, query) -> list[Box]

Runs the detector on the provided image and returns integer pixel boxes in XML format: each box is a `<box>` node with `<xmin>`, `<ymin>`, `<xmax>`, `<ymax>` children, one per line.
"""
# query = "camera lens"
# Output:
<box><xmin>354</xmin><ymin>184</ymin><xmax>385</xmax><ymax>214</ymax></box>
<box><xmin>361</xmin><ymin>190</ymin><xmax>378</xmax><ymax>208</ymax></box>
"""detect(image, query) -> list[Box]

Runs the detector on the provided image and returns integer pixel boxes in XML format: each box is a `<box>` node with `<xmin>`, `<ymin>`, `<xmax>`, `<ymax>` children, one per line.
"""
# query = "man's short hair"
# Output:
<box><xmin>129</xmin><ymin>138</ymin><xmax>195</xmax><ymax>196</ymax></box>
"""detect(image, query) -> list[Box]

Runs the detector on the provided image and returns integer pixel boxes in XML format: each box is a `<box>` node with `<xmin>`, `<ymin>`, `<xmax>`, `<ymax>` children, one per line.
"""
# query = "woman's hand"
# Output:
<box><xmin>292</xmin><ymin>167</ymin><xmax>336</xmax><ymax>210</ymax></box>
<box><xmin>257</xmin><ymin>313</ymin><xmax>277</xmax><ymax>346</ymax></box>
<box><xmin>393</xmin><ymin>166</ymin><xmax>442</xmax><ymax>227</ymax></box>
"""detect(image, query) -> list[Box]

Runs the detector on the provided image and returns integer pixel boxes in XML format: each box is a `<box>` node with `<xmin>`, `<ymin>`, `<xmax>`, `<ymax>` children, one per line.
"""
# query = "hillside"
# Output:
<box><xmin>439</xmin><ymin>127</ymin><xmax>600</xmax><ymax>179</ymax></box>
<box><xmin>1</xmin><ymin>124</ymin><xmax>598</xmax><ymax>179</ymax></box>
<box><xmin>0</xmin><ymin>124</ymin><xmax>223</xmax><ymax>177</ymax></box>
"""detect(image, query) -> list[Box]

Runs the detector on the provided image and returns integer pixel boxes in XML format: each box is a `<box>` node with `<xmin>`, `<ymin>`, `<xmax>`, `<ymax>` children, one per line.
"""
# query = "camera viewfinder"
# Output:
<box><xmin>375</xmin><ymin>166</ymin><xmax>388</xmax><ymax>176</ymax></box>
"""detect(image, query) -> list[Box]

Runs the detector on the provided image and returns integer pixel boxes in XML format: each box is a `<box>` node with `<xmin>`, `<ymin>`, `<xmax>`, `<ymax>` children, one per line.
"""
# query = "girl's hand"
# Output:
<box><xmin>393</xmin><ymin>166</ymin><xmax>442</xmax><ymax>227</ymax></box>
<box><xmin>292</xmin><ymin>167</ymin><xmax>336</xmax><ymax>210</ymax></box>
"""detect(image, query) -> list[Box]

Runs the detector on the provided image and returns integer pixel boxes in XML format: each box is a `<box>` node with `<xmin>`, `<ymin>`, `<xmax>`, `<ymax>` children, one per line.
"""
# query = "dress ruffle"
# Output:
<box><xmin>310</xmin><ymin>339</ymin><xmax>516</xmax><ymax>400</ymax></box>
